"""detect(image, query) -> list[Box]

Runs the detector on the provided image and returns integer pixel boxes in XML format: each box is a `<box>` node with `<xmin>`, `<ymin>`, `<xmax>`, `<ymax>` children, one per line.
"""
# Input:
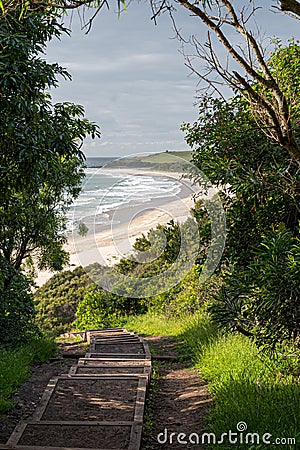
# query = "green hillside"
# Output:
<box><xmin>137</xmin><ymin>151</ymin><xmax>191</xmax><ymax>163</ymax></box>
<box><xmin>108</xmin><ymin>150</ymin><xmax>192</xmax><ymax>171</ymax></box>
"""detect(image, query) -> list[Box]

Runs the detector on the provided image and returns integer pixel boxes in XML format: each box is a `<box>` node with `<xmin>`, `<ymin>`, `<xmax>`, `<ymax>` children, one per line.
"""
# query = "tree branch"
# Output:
<box><xmin>280</xmin><ymin>0</ymin><xmax>300</xmax><ymax>18</ymax></box>
<box><xmin>172</xmin><ymin>0</ymin><xmax>300</xmax><ymax>162</ymax></box>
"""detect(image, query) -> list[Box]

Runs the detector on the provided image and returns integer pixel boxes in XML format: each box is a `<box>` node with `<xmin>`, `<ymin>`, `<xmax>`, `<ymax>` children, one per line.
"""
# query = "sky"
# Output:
<box><xmin>46</xmin><ymin>2</ymin><xmax>298</xmax><ymax>157</ymax></box>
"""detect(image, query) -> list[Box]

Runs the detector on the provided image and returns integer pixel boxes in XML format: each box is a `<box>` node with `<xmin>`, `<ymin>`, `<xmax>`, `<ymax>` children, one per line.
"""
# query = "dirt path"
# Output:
<box><xmin>0</xmin><ymin>335</ymin><xmax>211</xmax><ymax>449</ymax></box>
<box><xmin>142</xmin><ymin>336</ymin><xmax>211</xmax><ymax>450</ymax></box>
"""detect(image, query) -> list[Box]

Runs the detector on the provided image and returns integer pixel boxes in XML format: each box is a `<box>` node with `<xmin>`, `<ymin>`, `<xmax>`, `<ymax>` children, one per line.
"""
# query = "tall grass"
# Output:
<box><xmin>0</xmin><ymin>338</ymin><xmax>56</xmax><ymax>415</ymax></box>
<box><xmin>126</xmin><ymin>312</ymin><xmax>193</xmax><ymax>337</ymax></box>
<box><xmin>126</xmin><ymin>313</ymin><xmax>300</xmax><ymax>449</ymax></box>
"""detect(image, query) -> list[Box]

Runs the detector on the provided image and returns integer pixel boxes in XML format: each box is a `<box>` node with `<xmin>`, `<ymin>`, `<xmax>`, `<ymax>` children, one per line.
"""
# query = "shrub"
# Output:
<box><xmin>209</xmin><ymin>225</ymin><xmax>300</xmax><ymax>350</ymax></box>
<box><xmin>34</xmin><ymin>265</ymin><xmax>98</xmax><ymax>335</ymax></box>
<box><xmin>74</xmin><ymin>290</ymin><xmax>146</xmax><ymax>330</ymax></box>
<box><xmin>0</xmin><ymin>258</ymin><xmax>39</xmax><ymax>346</ymax></box>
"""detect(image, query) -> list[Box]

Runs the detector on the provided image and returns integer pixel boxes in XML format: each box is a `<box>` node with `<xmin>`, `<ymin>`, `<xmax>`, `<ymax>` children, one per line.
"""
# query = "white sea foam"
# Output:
<box><xmin>68</xmin><ymin>170</ymin><xmax>183</xmax><ymax>235</ymax></box>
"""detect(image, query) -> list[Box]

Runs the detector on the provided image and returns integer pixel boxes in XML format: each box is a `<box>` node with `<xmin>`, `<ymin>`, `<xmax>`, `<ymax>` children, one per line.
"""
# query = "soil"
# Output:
<box><xmin>93</xmin><ymin>343</ymin><xmax>145</xmax><ymax>354</ymax></box>
<box><xmin>89</xmin><ymin>353</ymin><xmax>146</xmax><ymax>359</ymax></box>
<box><xmin>141</xmin><ymin>336</ymin><xmax>211</xmax><ymax>450</ymax></box>
<box><xmin>76</xmin><ymin>366</ymin><xmax>145</xmax><ymax>374</ymax></box>
<box><xmin>57</xmin><ymin>340</ymin><xmax>89</xmax><ymax>356</ymax></box>
<box><xmin>18</xmin><ymin>424</ymin><xmax>132</xmax><ymax>449</ymax></box>
<box><xmin>92</xmin><ymin>337</ymin><xmax>141</xmax><ymax>342</ymax></box>
<box><xmin>42</xmin><ymin>378</ymin><xmax>138</xmax><ymax>421</ymax></box>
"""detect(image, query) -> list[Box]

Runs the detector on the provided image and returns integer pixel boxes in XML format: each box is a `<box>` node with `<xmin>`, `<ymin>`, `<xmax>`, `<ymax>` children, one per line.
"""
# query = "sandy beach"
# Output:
<box><xmin>35</xmin><ymin>169</ymin><xmax>198</xmax><ymax>287</ymax></box>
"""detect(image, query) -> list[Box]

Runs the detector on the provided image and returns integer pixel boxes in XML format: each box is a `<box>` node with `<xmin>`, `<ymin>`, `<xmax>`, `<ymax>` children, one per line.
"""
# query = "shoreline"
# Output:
<box><xmin>67</xmin><ymin>192</ymin><xmax>195</xmax><ymax>265</ymax></box>
<box><xmin>35</xmin><ymin>168</ymin><xmax>198</xmax><ymax>287</ymax></box>
<box><xmin>75</xmin><ymin>169</ymin><xmax>194</xmax><ymax>238</ymax></box>
<box><xmin>97</xmin><ymin>167</ymin><xmax>187</xmax><ymax>178</ymax></box>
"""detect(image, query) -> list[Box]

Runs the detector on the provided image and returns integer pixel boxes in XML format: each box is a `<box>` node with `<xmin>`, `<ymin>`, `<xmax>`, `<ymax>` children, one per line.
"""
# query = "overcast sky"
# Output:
<box><xmin>46</xmin><ymin>2</ymin><xmax>298</xmax><ymax>157</ymax></box>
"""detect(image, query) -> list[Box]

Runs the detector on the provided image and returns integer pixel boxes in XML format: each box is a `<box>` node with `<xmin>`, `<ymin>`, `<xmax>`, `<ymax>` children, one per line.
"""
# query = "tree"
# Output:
<box><xmin>183</xmin><ymin>42</ymin><xmax>300</xmax><ymax>263</ymax></box>
<box><xmin>0</xmin><ymin>9</ymin><xmax>100</xmax><ymax>276</ymax></box>
<box><xmin>280</xmin><ymin>0</ymin><xmax>300</xmax><ymax>19</ymax></box>
<box><xmin>150</xmin><ymin>1</ymin><xmax>300</xmax><ymax>162</ymax></box>
<box><xmin>0</xmin><ymin>7</ymin><xmax>100</xmax><ymax>344</ymax></box>
<box><xmin>182</xmin><ymin>90</ymin><xmax>300</xmax><ymax>348</ymax></box>
<box><xmin>0</xmin><ymin>255</ymin><xmax>38</xmax><ymax>344</ymax></box>
<box><xmin>183</xmin><ymin>93</ymin><xmax>299</xmax><ymax>255</ymax></box>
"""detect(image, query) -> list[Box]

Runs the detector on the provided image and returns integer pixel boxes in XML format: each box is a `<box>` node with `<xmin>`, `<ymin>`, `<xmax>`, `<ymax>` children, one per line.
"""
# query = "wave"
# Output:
<box><xmin>68</xmin><ymin>171</ymin><xmax>183</xmax><ymax>232</ymax></box>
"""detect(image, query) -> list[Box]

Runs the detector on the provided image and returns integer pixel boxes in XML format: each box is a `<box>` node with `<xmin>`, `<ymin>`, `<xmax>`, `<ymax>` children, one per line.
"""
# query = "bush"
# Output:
<box><xmin>34</xmin><ymin>265</ymin><xmax>98</xmax><ymax>335</ymax></box>
<box><xmin>147</xmin><ymin>265</ymin><xmax>220</xmax><ymax>317</ymax></box>
<box><xmin>209</xmin><ymin>225</ymin><xmax>300</xmax><ymax>350</ymax></box>
<box><xmin>0</xmin><ymin>258</ymin><xmax>39</xmax><ymax>346</ymax></box>
<box><xmin>74</xmin><ymin>290</ymin><xmax>146</xmax><ymax>331</ymax></box>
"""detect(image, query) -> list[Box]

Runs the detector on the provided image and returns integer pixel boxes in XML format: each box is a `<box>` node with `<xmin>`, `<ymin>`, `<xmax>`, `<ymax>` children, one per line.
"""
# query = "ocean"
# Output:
<box><xmin>68</xmin><ymin>160</ymin><xmax>188</xmax><ymax>236</ymax></box>
<box><xmin>85</xmin><ymin>157</ymin><xmax>118</xmax><ymax>168</ymax></box>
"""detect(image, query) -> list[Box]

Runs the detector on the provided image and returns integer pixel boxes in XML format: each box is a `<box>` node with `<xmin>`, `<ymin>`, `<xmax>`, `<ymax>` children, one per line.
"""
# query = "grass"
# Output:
<box><xmin>125</xmin><ymin>313</ymin><xmax>300</xmax><ymax>449</ymax></box>
<box><xmin>142</xmin><ymin>362</ymin><xmax>160</xmax><ymax>436</ymax></box>
<box><xmin>0</xmin><ymin>337</ymin><xmax>56</xmax><ymax>415</ymax></box>
<box><xmin>110</xmin><ymin>150</ymin><xmax>192</xmax><ymax>168</ymax></box>
<box><xmin>138</xmin><ymin>151</ymin><xmax>192</xmax><ymax>164</ymax></box>
<box><xmin>126</xmin><ymin>312</ymin><xmax>192</xmax><ymax>337</ymax></box>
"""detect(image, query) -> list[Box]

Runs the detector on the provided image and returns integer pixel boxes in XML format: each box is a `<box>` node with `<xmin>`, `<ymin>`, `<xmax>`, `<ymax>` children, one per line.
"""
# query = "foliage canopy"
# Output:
<box><xmin>181</xmin><ymin>43</ymin><xmax>300</xmax><ymax>349</ymax></box>
<box><xmin>0</xmin><ymin>10</ymin><xmax>100</xmax><ymax>273</ymax></box>
<box><xmin>0</xmin><ymin>7</ymin><xmax>99</xmax><ymax>344</ymax></box>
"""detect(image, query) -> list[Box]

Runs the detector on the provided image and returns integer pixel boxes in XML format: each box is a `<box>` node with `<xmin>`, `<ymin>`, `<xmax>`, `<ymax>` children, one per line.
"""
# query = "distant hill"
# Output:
<box><xmin>106</xmin><ymin>151</ymin><xmax>192</xmax><ymax>172</ymax></box>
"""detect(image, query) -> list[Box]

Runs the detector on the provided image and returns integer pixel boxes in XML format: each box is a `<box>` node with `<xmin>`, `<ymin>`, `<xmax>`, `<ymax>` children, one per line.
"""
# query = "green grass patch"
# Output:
<box><xmin>126</xmin><ymin>312</ymin><xmax>192</xmax><ymax>336</ymax></box>
<box><xmin>138</xmin><ymin>151</ymin><xmax>192</xmax><ymax>164</ymax></box>
<box><xmin>125</xmin><ymin>313</ymin><xmax>300</xmax><ymax>449</ymax></box>
<box><xmin>109</xmin><ymin>150</ymin><xmax>192</xmax><ymax>170</ymax></box>
<box><xmin>195</xmin><ymin>333</ymin><xmax>300</xmax><ymax>449</ymax></box>
<box><xmin>0</xmin><ymin>338</ymin><xmax>56</xmax><ymax>415</ymax></box>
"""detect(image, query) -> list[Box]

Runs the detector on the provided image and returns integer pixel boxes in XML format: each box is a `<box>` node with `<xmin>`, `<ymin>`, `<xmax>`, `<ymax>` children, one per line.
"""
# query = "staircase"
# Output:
<box><xmin>0</xmin><ymin>328</ymin><xmax>151</xmax><ymax>450</ymax></box>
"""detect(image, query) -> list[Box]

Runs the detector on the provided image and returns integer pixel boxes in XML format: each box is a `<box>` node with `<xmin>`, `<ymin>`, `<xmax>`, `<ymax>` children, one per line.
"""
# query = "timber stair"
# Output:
<box><xmin>0</xmin><ymin>328</ymin><xmax>151</xmax><ymax>450</ymax></box>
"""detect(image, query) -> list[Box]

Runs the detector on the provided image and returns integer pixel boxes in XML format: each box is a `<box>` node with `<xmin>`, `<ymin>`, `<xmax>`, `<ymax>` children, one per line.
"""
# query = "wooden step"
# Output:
<box><xmin>3</xmin><ymin>329</ymin><xmax>151</xmax><ymax>450</ymax></box>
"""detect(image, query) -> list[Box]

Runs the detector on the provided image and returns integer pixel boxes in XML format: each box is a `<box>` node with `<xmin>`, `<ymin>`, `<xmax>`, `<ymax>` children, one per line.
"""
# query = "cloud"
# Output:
<box><xmin>47</xmin><ymin>2</ymin><xmax>297</xmax><ymax>157</ymax></box>
<box><xmin>46</xmin><ymin>4</ymin><xmax>199</xmax><ymax>156</ymax></box>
